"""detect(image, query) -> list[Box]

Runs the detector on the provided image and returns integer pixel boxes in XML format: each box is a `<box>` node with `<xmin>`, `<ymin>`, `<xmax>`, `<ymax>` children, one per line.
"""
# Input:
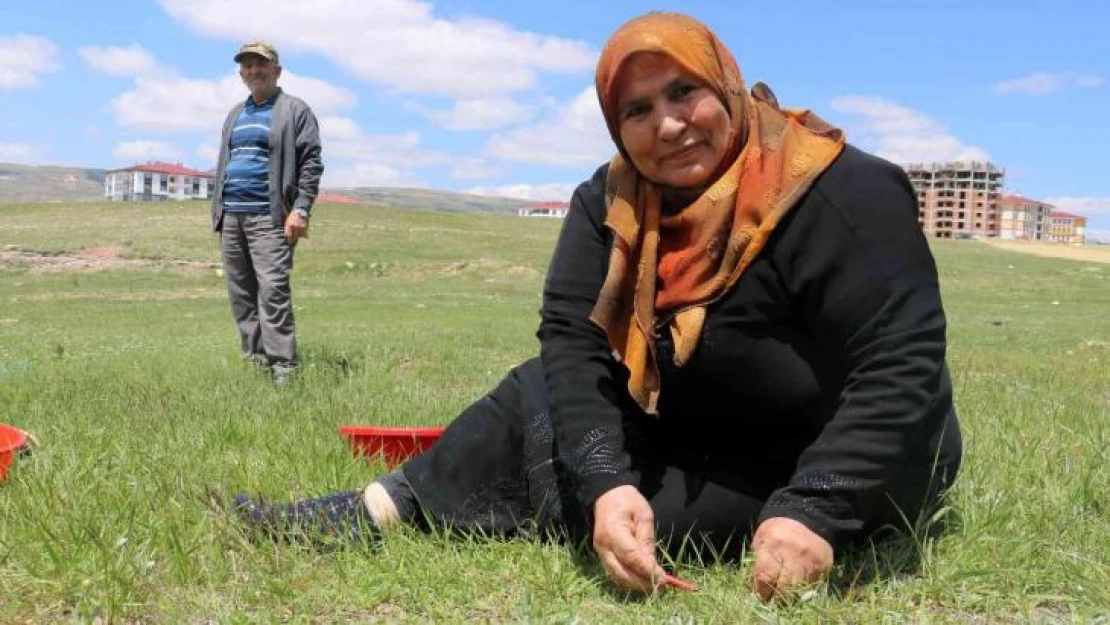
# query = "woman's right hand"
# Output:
<box><xmin>592</xmin><ymin>485</ymin><xmax>666</xmax><ymax>594</ymax></box>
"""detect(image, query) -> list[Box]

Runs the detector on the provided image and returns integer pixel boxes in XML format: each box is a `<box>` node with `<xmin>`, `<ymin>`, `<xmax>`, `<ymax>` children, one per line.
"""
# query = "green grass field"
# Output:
<box><xmin>0</xmin><ymin>201</ymin><xmax>1107</xmax><ymax>623</ymax></box>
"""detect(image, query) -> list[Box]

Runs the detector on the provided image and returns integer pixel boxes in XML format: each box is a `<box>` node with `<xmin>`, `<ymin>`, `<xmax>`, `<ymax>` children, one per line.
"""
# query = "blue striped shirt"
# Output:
<box><xmin>222</xmin><ymin>95</ymin><xmax>273</xmax><ymax>214</ymax></box>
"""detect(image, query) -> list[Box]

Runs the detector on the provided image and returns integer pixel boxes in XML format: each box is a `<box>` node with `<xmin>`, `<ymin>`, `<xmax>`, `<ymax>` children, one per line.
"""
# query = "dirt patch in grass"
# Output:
<box><xmin>22</xmin><ymin>288</ymin><xmax>225</xmax><ymax>302</ymax></box>
<box><xmin>338</xmin><ymin>603</ymin><xmax>408</xmax><ymax>622</ymax></box>
<box><xmin>440</xmin><ymin>259</ymin><xmax>540</xmax><ymax>281</ymax></box>
<box><xmin>981</xmin><ymin>241</ymin><xmax>1110</xmax><ymax>264</ymax></box>
<box><xmin>503</xmin><ymin>265</ymin><xmax>539</xmax><ymax>278</ymax></box>
<box><xmin>443</xmin><ymin>260</ymin><xmax>470</xmax><ymax>274</ymax></box>
<box><xmin>1</xmin><ymin>245</ymin><xmax>219</xmax><ymax>274</ymax></box>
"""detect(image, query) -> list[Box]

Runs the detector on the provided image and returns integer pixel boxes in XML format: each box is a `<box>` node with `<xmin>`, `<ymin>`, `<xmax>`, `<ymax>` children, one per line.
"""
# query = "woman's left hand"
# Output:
<box><xmin>749</xmin><ymin>517</ymin><xmax>834</xmax><ymax>601</ymax></box>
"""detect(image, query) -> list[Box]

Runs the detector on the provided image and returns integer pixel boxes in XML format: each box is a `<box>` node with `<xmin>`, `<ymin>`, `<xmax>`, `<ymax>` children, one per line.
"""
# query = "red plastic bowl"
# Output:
<box><xmin>339</xmin><ymin>425</ymin><xmax>445</xmax><ymax>466</ymax></box>
<box><xmin>0</xmin><ymin>423</ymin><xmax>27</xmax><ymax>483</ymax></box>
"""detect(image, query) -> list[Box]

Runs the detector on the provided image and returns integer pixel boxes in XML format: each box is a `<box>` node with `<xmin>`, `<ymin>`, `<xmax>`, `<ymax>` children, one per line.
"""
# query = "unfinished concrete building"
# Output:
<box><xmin>904</xmin><ymin>161</ymin><xmax>1005</xmax><ymax>239</ymax></box>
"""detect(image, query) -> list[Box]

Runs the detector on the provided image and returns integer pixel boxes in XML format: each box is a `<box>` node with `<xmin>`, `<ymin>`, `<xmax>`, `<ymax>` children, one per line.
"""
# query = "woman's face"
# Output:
<box><xmin>614</xmin><ymin>52</ymin><xmax>732</xmax><ymax>189</ymax></box>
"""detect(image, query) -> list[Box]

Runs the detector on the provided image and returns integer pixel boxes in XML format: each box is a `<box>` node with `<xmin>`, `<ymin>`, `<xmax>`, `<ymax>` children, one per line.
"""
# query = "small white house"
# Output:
<box><xmin>104</xmin><ymin>162</ymin><xmax>215</xmax><ymax>202</ymax></box>
<box><xmin>518</xmin><ymin>201</ymin><xmax>570</xmax><ymax>218</ymax></box>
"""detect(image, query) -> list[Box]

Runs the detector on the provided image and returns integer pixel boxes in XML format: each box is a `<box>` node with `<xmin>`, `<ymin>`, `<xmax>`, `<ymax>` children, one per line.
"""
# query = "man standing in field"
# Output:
<box><xmin>211</xmin><ymin>41</ymin><xmax>323</xmax><ymax>386</ymax></box>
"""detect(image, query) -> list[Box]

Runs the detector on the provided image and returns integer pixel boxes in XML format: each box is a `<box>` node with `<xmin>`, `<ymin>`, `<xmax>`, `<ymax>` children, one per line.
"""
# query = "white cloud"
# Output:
<box><xmin>112</xmin><ymin>74</ymin><xmax>237</xmax><ymax>132</ymax></box>
<box><xmin>424</xmin><ymin>97</ymin><xmax>534</xmax><ymax>131</ymax></box>
<box><xmin>830</xmin><ymin>96</ymin><xmax>990</xmax><ymax>164</ymax></box>
<box><xmin>1045</xmin><ymin>196</ymin><xmax>1110</xmax><ymax>217</ymax></box>
<box><xmin>320</xmin><ymin>117</ymin><xmax>442</xmax><ymax>166</ymax></box>
<box><xmin>0</xmin><ymin>142</ymin><xmax>35</xmax><ymax>163</ymax></box>
<box><xmin>484</xmin><ymin>87</ymin><xmax>612</xmax><ymax>167</ymax></box>
<box><xmin>195</xmin><ymin>142</ymin><xmax>219</xmax><ymax>166</ymax></box>
<box><xmin>1084</xmin><ymin>229</ymin><xmax>1110</xmax><ymax>243</ymax></box>
<box><xmin>80</xmin><ymin>43</ymin><xmax>440</xmax><ymax>186</ymax></box>
<box><xmin>0</xmin><ymin>34</ymin><xmax>60</xmax><ymax>89</ymax></box>
<box><xmin>111</xmin><ymin>70</ymin><xmax>356</xmax><ymax>133</ymax></box>
<box><xmin>993</xmin><ymin>72</ymin><xmax>1105</xmax><ymax>96</ymax></box>
<box><xmin>78</xmin><ymin>44</ymin><xmax>158</xmax><ymax>77</ymax></box>
<box><xmin>321</xmin><ymin>119</ymin><xmax>507</xmax><ymax>184</ymax></box>
<box><xmin>465</xmin><ymin>182</ymin><xmax>578</xmax><ymax>202</ymax></box>
<box><xmin>315</xmin><ymin>116</ymin><xmax>447</xmax><ymax>186</ymax></box>
<box><xmin>279</xmin><ymin>72</ymin><xmax>358</xmax><ymax>112</ymax></box>
<box><xmin>450</xmin><ymin>158</ymin><xmax>504</xmax><ymax>181</ymax></box>
<box><xmin>112</xmin><ymin>140</ymin><xmax>183</xmax><ymax>161</ymax></box>
<box><xmin>318</xmin><ymin>116</ymin><xmax>364</xmax><ymax>143</ymax></box>
<box><xmin>325</xmin><ymin>162</ymin><xmax>421</xmax><ymax>188</ymax></box>
<box><xmin>158</xmin><ymin>0</ymin><xmax>595</xmax><ymax>98</ymax></box>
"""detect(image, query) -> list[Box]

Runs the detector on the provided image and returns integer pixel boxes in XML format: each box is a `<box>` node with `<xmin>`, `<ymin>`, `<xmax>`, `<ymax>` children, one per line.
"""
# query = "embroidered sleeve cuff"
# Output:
<box><xmin>578</xmin><ymin>472</ymin><xmax>638</xmax><ymax>518</ymax></box>
<box><xmin>758</xmin><ymin>493</ymin><xmax>862</xmax><ymax>553</ymax></box>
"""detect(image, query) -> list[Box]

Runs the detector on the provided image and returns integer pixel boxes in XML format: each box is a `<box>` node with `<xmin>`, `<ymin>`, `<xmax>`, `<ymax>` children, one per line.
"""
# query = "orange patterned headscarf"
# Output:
<box><xmin>589</xmin><ymin>12</ymin><xmax>846</xmax><ymax>413</ymax></box>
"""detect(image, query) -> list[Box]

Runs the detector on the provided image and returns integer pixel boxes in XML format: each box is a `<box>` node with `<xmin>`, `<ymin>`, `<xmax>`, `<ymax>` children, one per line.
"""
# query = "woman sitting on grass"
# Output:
<box><xmin>234</xmin><ymin>10</ymin><xmax>962</xmax><ymax>601</ymax></box>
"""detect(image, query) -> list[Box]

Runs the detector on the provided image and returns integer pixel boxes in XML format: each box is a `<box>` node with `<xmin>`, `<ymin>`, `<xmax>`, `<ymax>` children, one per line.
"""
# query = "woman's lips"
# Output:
<box><xmin>661</xmin><ymin>142</ymin><xmax>703</xmax><ymax>162</ymax></box>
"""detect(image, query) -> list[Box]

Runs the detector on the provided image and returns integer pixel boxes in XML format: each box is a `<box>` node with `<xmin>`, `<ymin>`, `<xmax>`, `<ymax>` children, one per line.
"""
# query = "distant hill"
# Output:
<box><xmin>323</xmin><ymin>187</ymin><xmax>526</xmax><ymax>214</ymax></box>
<box><xmin>0</xmin><ymin>163</ymin><xmax>532</xmax><ymax>214</ymax></box>
<box><xmin>0</xmin><ymin>163</ymin><xmax>106</xmax><ymax>202</ymax></box>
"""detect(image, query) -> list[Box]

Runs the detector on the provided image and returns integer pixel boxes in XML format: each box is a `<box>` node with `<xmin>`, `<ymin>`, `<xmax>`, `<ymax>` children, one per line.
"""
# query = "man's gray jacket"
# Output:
<box><xmin>210</xmin><ymin>88</ymin><xmax>324</xmax><ymax>230</ymax></box>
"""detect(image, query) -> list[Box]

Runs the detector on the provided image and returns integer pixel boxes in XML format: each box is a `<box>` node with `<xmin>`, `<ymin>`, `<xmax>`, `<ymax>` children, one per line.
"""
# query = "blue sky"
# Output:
<box><xmin>1</xmin><ymin>0</ymin><xmax>1108</xmax><ymax>238</ymax></box>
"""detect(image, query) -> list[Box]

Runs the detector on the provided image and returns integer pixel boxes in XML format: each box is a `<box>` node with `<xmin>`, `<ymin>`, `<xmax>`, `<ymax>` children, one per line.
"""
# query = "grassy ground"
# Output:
<box><xmin>0</xmin><ymin>201</ymin><xmax>1107</xmax><ymax>623</ymax></box>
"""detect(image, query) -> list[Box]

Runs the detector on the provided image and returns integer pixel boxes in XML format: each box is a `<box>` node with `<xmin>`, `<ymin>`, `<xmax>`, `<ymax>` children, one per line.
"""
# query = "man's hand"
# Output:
<box><xmin>592</xmin><ymin>485</ymin><xmax>666</xmax><ymax>594</ymax></box>
<box><xmin>750</xmin><ymin>516</ymin><xmax>834</xmax><ymax>601</ymax></box>
<box><xmin>284</xmin><ymin>211</ymin><xmax>308</xmax><ymax>244</ymax></box>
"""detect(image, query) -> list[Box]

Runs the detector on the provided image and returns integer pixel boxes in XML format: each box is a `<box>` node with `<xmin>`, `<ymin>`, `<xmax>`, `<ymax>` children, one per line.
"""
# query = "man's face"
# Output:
<box><xmin>238</xmin><ymin>55</ymin><xmax>281</xmax><ymax>98</ymax></box>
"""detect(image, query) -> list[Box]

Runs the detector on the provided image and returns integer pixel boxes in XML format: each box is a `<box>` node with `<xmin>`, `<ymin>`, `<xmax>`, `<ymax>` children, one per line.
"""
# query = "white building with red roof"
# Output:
<box><xmin>518</xmin><ymin>200</ymin><xmax>570</xmax><ymax>218</ymax></box>
<box><xmin>104</xmin><ymin>162</ymin><xmax>215</xmax><ymax>202</ymax></box>
<box><xmin>998</xmin><ymin>194</ymin><xmax>1054</xmax><ymax>241</ymax></box>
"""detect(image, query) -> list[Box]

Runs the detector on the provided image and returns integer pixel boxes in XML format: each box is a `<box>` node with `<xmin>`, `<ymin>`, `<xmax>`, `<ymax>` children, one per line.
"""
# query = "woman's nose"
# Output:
<box><xmin>657</xmin><ymin>111</ymin><xmax>686</xmax><ymax>141</ymax></box>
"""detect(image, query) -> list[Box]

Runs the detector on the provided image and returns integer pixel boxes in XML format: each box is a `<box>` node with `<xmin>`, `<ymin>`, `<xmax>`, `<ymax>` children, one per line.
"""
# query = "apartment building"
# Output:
<box><xmin>104</xmin><ymin>162</ymin><xmax>214</xmax><ymax>202</ymax></box>
<box><xmin>1047</xmin><ymin>212</ymin><xmax>1087</xmax><ymax>245</ymax></box>
<box><xmin>998</xmin><ymin>194</ymin><xmax>1054</xmax><ymax>241</ymax></box>
<box><xmin>904</xmin><ymin>161</ymin><xmax>1005</xmax><ymax>239</ymax></box>
<box><xmin>518</xmin><ymin>201</ymin><xmax>570</xmax><ymax>218</ymax></box>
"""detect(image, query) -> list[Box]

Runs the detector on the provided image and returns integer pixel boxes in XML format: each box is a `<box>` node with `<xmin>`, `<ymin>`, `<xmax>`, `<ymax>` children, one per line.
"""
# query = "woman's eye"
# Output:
<box><xmin>671</xmin><ymin>83</ymin><xmax>697</xmax><ymax>99</ymax></box>
<box><xmin>622</xmin><ymin>104</ymin><xmax>649</xmax><ymax>120</ymax></box>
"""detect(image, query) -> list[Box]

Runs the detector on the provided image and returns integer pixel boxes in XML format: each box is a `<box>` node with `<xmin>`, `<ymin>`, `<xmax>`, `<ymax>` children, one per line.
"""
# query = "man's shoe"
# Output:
<box><xmin>271</xmin><ymin>365</ymin><xmax>298</xmax><ymax>387</ymax></box>
<box><xmin>241</xmin><ymin>353</ymin><xmax>270</xmax><ymax>372</ymax></box>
